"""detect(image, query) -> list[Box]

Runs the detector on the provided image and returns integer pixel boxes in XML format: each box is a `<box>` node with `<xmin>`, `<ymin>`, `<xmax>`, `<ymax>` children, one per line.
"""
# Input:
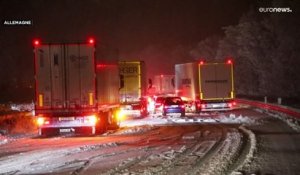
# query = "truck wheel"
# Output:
<box><xmin>163</xmin><ymin>111</ymin><xmax>167</xmax><ymax>116</ymax></box>
<box><xmin>39</xmin><ymin>128</ymin><xmax>50</xmax><ymax>137</ymax></box>
<box><xmin>96</xmin><ymin>113</ymin><xmax>108</xmax><ymax>134</ymax></box>
<box><xmin>181</xmin><ymin>112</ymin><xmax>185</xmax><ymax>117</ymax></box>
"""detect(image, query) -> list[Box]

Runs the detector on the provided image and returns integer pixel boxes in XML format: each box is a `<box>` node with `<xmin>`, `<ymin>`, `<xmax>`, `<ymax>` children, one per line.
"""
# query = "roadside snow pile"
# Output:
<box><xmin>255</xmin><ymin>108</ymin><xmax>300</xmax><ymax>132</ymax></box>
<box><xmin>218</xmin><ymin>114</ymin><xmax>257</xmax><ymax>124</ymax></box>
<box><xmin>10</xmin><ymin>103</ymin><xmax>34</xmax><ymax>112</ymax></box>
<box><xmin>65</xmin><ymin>143</ymin><xmax>119</xmax><ymax>156</ymax></box>
<box><xmin>0</xmin><ymin>134</ymin><xmax>8</xmax><ymax>145</ymax></box>
<box><xmin>0</xmin><ymin>112</ymin><xmax>36</xmax><ymax>134</ymax></box>
<box><xmin>114</xmin><ymin>125</ymin><xmax>156</xmax><ymax>135</ymax></box>
<box><xmin>272</xmin><ymin>113</ymin><xmax>300</xmax><ymax>132</ymax></box>
<box><xmin>171</xmin><ymin>114</ymin><xmax>257</xmax><ymax>125</ymax></box>
<box><xmin>120</xmin><ymin>113</ymin><xmax>258</xmax><ymax>129</ymax></box>
<box><xmin>78</xmin><ymin>142</ymin><xmax>118</xmax><ymax>151</ymax></box>
<box><xmin>231</xmin><ymin>126</ymin><xmax>257</xmax><ymax>174</ymax></box>
<box><xmin>0</xmin><ymin>149</ymin><xmax>66</xmax><ymax>174</ymax></box>
<box><xmin>120</xmin><ymin>116</ymin><xmax>169</xmax><ymax>127</ymax></box>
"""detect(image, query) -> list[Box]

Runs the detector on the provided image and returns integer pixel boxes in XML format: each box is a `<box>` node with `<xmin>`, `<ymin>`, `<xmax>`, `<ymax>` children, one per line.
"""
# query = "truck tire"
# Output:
<box><xmin>181</xmin><ymin>112</ymin><xmax>185</xmax><ymax>117</ymax></box>
<box><xmin>96</xmin><ymin>113</ymin><xmax>108</xmax><ymax>134</ymax></box>
<box><xmin>163</xmin><ymin>111</ymin><xmax>167</xmax><ymax>116</ymax></box>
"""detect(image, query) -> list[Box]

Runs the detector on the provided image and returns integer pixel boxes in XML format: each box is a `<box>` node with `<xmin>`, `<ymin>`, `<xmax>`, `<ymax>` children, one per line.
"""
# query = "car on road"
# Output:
<box><xmin>154</xmin><ymin>96</ymin><xmax>166</xmax><ymax>114</ymax></box>
<box><xmin>162</xmin><ymin>97</ymin><xmax>185</xmax><ymax>117</ymax></box>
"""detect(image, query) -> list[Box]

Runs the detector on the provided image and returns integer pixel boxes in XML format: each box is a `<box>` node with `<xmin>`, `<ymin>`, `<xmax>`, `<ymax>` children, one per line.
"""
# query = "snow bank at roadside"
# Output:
<box><xmin>231</xmin><ymin>126</ymin><xmax>257</xmax><ymax>175</ymax></box>
<box><xmin>10</xmin><ymin>103</ymin><xmax>34</xmax><ymax>112</ymax></box>
<box><xmin>114</xmin><ymin>125</ymin><xmax>157</xmax><ymax>135</ymax></box>
<box><xmin>0</xmin><ymin>112</ymin><xmax>36</xmax><ymax>135</ymax></box>
<box><xmin>0</xmin><ymin>142</ymin><xmax>121</xmax><ymax>174</ymax></box>
<box><xmin>255</xmin><ymin>108</ymin><xmax>300</xmax><ymax>132</ymax></box>
<box><xmin>121</xmin><ymin>113</ymin><xmax>258</xmax><ymax>128</ymax></box>
<box><xmin>0</xmin><ymin>134</ymin><xmax>8</xmax><ymax>145</ymax></box>
<box><xmin>172</xmin><ymin>114</ymin><xmax>256</xmax><ymax>125</ymax></box>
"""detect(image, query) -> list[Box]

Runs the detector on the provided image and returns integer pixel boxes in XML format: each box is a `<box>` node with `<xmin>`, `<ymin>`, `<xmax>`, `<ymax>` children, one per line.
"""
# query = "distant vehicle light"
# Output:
<box><xmin>233</xmin><ymin>101</ymin><xmax>237</xmax><ymax>106</ymax></box>
<box><xmin>33</xmin><ymin>39</ymin><xmax>40</xmax><ymax>46</ymax></box>
<box><xmin>200</xmin><ymin>61</ymin><xmax>204</xmax><ymax>65</ymax></box>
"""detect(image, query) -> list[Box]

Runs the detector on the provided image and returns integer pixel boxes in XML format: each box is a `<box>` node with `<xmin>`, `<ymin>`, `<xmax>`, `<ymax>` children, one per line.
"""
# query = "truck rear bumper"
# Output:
<box><xmin>200</xmin><ymin>101</ymin><xmax>235</xmax><ymax>111</ymax></box>
<box><xmin>39</xmin><ymin>126</ymin><xmax>95</xmax><ymax>135</ymax></box>
<box><xmin>36</xmin><ymin>116</ymin><xmax>98</xmax><ymax>135</ymax></box>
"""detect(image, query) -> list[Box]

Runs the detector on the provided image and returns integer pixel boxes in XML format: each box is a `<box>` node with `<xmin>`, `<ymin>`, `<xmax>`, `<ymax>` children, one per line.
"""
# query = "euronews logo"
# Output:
<box><xmin>259</xmin><ymin>7</ymin><xmax>292</xmax><ymax>13</ymax></box>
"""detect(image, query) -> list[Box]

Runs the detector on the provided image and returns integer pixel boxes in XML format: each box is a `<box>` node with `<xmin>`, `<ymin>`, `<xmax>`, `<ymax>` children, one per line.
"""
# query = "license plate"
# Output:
<box><xmin>212</xmin><ymin>104</ymin><xmax>221</xmax><ymax>108</ymax></box>
<box><xmin>59</xmin><ymin>117</ymin><xmax>75</xmax><ymax>121</ymax></box>
<box><xmin>60</xmin><ymin>128</ymin><xmax>71</xmax><ymax>133</ymax></box>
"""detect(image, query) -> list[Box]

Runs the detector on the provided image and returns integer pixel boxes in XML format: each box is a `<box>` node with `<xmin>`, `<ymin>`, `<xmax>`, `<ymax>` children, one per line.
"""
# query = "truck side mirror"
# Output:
<box><xmin>119</xmin><ymin>74</ymin><xmax>124</xmax><ymax>89</ymax></box>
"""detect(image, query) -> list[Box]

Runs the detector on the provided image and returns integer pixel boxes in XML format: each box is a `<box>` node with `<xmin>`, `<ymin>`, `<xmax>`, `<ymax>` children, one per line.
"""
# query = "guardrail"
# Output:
<box><xmin>236</xmin><ymin>99</ymin><xmax>300</xmax><ymax>118</ymax></box>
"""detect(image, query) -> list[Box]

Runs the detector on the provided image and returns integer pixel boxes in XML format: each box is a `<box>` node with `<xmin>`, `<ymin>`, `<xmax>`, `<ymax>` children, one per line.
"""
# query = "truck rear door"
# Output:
<box><xmin>200</xmin><ymin>63</ymin><xmax>233</xmax><ymax>100</ymax></box>
<box><xmin>65</xmin><ymin>45</ymin><xmax>95</xmax><ymax>108</ymax></box>
<box><xmin>118</xmin><ymin>61</ymin><xmax>142</xmax><ymax>103</ymax></box>
<box><xmin>34</xmin><ymin>43</ymin><xmax>96</xmax><ymax>113</ymax></box>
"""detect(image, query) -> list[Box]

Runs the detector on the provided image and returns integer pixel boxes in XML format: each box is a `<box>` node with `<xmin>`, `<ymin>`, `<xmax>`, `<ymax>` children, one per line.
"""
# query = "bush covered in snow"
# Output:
<box><xmin>0</xmin><ymin>112</ymin><xmax>36</xmax><ymax>135</ymax></box>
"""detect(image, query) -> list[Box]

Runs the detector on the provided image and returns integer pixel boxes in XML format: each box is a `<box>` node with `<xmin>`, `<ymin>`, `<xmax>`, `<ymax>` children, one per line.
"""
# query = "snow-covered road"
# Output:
<box><xmin>0</xmin><ymin>106</ymin><xmax>299</xmax><ymax>175</ymax></box>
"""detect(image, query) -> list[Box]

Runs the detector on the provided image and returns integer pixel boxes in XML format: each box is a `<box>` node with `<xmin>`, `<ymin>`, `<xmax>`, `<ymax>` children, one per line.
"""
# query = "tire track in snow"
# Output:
<box><xmin>117</xmin><ymin>126</ymin><xmax>223</xmax><ymax>175</ymax></box>
<box><xmin>189</xmin><ymin>127</ymin><xmax>243</xmax><ymax>175</ymax></box>
<box><xmin>101</xmin><ymin>132</ymin><xmax>183</xmax><ymax>175</ymax></box>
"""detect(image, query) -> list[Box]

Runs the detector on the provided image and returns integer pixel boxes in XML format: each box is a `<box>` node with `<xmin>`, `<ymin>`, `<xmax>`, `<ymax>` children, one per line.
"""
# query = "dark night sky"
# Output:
<box><xmin>0</xmin><ymin>0</ymin><xmax>257</xmax><ymax>100</ymax></box>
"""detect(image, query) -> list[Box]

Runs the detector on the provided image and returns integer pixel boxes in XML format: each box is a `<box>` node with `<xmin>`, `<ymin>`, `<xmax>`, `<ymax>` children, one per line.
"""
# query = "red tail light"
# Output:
<box><xmin>181</xmin><ymin>105</ymin><xmax>185</xmax><ymax>109</ymax></box>
<box><xmin>88</xmin><ymin>38</ymin><xmax>95</xmax><ymax>45</ymax></box>
<box><xmin>33</xmin><ymin>39</ymin><xmax>40</xmax><ymax>46</ymax></box>
<box><xmin>201</xmin><ymin>104</ymin><xmax>206</xmax><ymax>108</ymax></box>
<box><xmin>197</xmin><ymin>103</ymin><xmax>201</xmax><ymax>107</ymax></box>
<box><xmin>233</xmin><ymin>101</ymin><xmax>237</xmax><ymax>106</ymax></box>
<box><xmin>226</xmin><ymin>59</ymin><xmax>233</xmax><ymax>64</ymax></box>
<box><xmin>228</xmin><ymin>103</ymin><xmax>233</xmax><ymax>108</ymax></box>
